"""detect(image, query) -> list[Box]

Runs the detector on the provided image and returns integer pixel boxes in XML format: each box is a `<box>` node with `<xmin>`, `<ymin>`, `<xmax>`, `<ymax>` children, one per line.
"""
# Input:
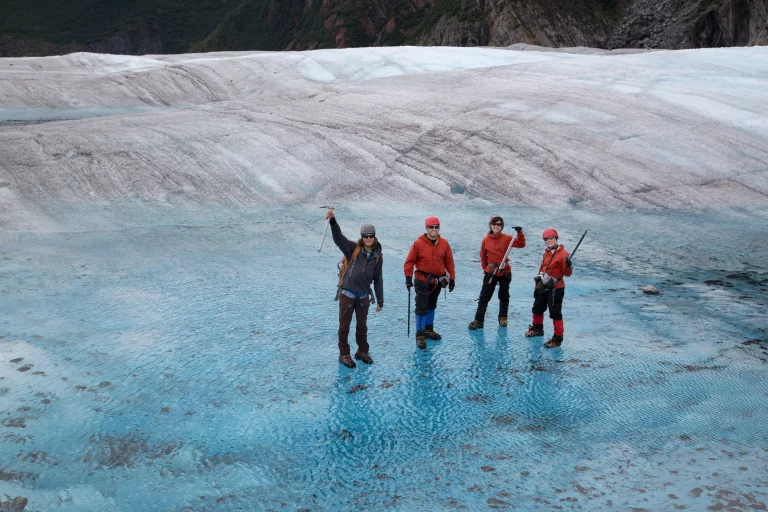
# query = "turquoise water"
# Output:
<box><xmin>1</xmin><ymin>205</ymin><xmax>766</xmax><ymax>511</ymax></box>
<box><xmin>0</xmin><ymin>107</ymin><xmax>163</xmax><ymax>125</ymax></box>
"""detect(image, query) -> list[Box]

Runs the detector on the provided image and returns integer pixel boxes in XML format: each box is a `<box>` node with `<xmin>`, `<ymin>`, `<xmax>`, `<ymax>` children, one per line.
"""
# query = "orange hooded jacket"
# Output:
<box><xmin>481</xmin><ymin>231</ymin><xmax>526</xmax><ymax>274</ymax></box>
<box><xmin>404</xmin><ymin>234</ymin><xmax>456</xmax><ymax>280</ymax></box>
<box><xmin>538</xmin><ymin>245</ymin><xmax>572</xmax><ymax>289</ymax></box>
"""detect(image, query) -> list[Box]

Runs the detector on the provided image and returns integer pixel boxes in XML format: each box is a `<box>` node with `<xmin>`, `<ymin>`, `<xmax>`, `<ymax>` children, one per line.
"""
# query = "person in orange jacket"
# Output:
<box><xmin>468</xmin><ymin>216</ymin><xmax>525</xmax><ymax>330</ymax></box>
<box><xmin>404</xmin><ymin>216</ymin><xmax>456</xmax><ymax>350</ymax></box>
<box><xmin>525</xmin><ymin>228</ymin><xmax>573</xmax><ymax>348</ymax></box>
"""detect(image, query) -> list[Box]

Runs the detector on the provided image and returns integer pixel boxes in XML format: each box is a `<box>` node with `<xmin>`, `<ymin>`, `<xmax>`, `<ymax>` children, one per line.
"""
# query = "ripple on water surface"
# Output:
<box><xmin>1</xmin><ymin>206</ymin><xmax>767</xmax><ymax>510</ymax></box>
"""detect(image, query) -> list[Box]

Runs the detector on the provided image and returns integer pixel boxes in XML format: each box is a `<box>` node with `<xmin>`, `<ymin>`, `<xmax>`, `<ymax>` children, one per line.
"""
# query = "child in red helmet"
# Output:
<box><xmin>404</xmin><ymin>216</ymin><xmax>456</xmax><ymax>350</ymax></box>
<box><xmin>468</xmin><ymin>216</ymin><xmax>525</xmax><ymax>330</ymax></box>
<box><xmin>525</xmin><ymin>228</ymin><xmax>573</xmax><ymax>348</ymax></box>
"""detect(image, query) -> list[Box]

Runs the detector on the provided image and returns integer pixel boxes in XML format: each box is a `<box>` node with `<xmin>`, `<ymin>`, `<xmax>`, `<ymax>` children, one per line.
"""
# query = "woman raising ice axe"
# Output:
<box><xmin>326</xmin><ymin>208</ymin><xmax>384</xmax><ymax>368</ymax></box>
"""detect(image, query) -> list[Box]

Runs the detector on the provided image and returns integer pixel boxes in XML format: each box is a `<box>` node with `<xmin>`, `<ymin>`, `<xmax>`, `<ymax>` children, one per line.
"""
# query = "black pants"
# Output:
<box><xmin>414</xmin><ymin>278</ymin><xmax>441</xmax><ymax>316</ymax></box>
<box><xmin>531</xmin><ymin>287</ymin><xmax>564</xmax><ymax>321</ymax></box>
<box><xmin>474</xmin><ymin>273</ymin><xmax>511</xmax><ymax>321</ymax></box>
<box><xmin>338</xmin><ymin>294</ymin><xmax>370</xmax><ymax>356</ymax></box>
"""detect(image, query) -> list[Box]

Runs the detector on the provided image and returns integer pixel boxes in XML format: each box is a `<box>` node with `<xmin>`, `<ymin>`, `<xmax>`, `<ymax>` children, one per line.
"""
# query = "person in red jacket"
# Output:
<box><xmin>525</xmin><ymin>228</ymin><xmax>573</xmax><ymax>348</ymax></box>
<box><xmin>404</xmin><ymin>216</ymin><xmax>456</xmax><ymax>350</ymax></box>
<box><xmin>468</xmin><ymin>216</ymin><xmax>525</xmax><ymax>330</ymax></box>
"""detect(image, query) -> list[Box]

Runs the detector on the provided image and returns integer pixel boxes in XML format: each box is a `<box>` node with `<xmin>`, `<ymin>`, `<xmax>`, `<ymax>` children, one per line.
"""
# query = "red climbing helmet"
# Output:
<box><xmin>542</xmin><ymin>228</ymin><xmax>559</xmax><ymax>239</ymax></box>
<box><xmin>425</xmin><ymin>216</ymin><xmax>440</xmax><ymax>228</ymax></box>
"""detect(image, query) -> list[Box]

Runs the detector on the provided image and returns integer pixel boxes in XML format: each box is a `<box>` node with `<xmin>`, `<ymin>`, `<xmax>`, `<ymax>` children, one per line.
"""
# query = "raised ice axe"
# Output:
<box><xmin>569</xmin><ymin>230</ymin><xmax>588</xmax><ymax>259</ymax></box>
<box><xmin>318</xmin><ymin>206</ymin><xmax>334</xmax><ymax>252</ymax></box>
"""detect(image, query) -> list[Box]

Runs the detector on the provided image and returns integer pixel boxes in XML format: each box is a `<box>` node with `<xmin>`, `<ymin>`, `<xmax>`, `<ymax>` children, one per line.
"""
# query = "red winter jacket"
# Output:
<box><xmin>538</xmin><ymin>245</ymin><xmax>572</xmax><ymax>289</ymax></box>
<box><xmin>404</xmin><ymin>234</ymin><xmax>456</xmax><ymax>280</ymax></box>
<box><xmin>481</xmin><ymin>231</ymin><xmax>526</xmax><ymax>274</ymax></box>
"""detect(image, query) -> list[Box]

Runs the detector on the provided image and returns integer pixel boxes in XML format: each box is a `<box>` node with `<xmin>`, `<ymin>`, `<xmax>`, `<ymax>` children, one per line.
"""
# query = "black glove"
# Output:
<box><xmin>448</xmin><ymin>279</ymin><xmax>455</xmax><ymax>292</ymax></box>
<box><xmin>406</xmin><ymin>276</ymin><xmax>413</xmax><ymax>290</ymax></box>
<box><xmin>513</xmin><ymin>226</ymin><xmax>523</xmax><ymax>233</ymax></box>
<box><xmin>565</xmin><ymin>257</ymin><xmax>572</xmax><ymax>268</ymax></box>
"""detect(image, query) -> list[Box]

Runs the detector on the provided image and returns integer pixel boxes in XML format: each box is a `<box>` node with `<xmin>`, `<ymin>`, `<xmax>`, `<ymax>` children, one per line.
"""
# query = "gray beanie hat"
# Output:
<box><xmin>360</xmin><ymin>223</ymin><xmax>376</xmax><ymax>235</ymax></box>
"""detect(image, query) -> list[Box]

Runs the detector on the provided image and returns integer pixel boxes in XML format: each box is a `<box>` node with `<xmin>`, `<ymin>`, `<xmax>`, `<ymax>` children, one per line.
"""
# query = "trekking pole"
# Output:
<box><xmin>407</xmin><ymin>288</ymin><xmax>411</xmax><ymax>337</ymax></box>
<box><xmin>317</xmin><ymin>206</ymin><xmax>333</xmax><ymax>252</ymax></box>
<box><xmin>569</xmin><ymin>230</ymin><xmax>588</xmax><ymax>259</ymax></box>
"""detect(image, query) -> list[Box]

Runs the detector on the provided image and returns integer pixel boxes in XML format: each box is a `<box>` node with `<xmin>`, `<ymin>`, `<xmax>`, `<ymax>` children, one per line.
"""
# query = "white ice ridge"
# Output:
<box><xmin>0</xmin><ymin>47</ymin><xmax>569</xmax><ymax>108</ymax></box>
<box><xmin>1</xmin><ymin>46</ymin><xmax>767</xmax><ymax>220</ymax></box>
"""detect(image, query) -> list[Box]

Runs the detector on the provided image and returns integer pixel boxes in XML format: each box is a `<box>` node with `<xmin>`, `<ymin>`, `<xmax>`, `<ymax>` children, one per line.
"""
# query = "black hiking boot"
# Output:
<box><xmin>525</xmin><ymin>324</ymin><xmax>544</xmax><ymax>337</ymax></box>
<box><xmin>544</xmin><ymin>335</ymin><xmax>563</xmax><ymax>348</ymax></box>
<box><xmin>498</xmin><ymin>316</ymin><xmax>508</xmax><ymax>327</ymax></box>
<box><xmin>415</xmin><ymin>331</ymin><xmax>427</xmax><ymax>350</ymax></box>
<box><xmin>424</xmin><ymin>325</ymin><xmax>442</xmax><ymax>340</ymax></box>
<box><xmin>339</xmin><ymin>355</ymin><xmax>356</xmax><ymax>368</ymax></box>
<box><xmin>468</xmin><ymin>320</ymin><xmax>484</xmax><ymax>330</ymax></box>
<box><xmin>354</xmin><ymin>352</ymin><xmax>374</xmax><ymax>365</ymax></box>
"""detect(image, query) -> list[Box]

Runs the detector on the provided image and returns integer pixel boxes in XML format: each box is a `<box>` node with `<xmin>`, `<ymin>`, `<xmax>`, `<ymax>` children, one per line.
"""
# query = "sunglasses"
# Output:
<box><xmin>492</xmin><ymin>222</ymin><xmax>503</xmax><ymax>226</ymax></box>
<box><xmin>544</xmin><ymin>236</ymin><xmax>557</xmax><ymax>241</ymax></box>
<box><xmin>361</xmin><ymin>234</ymin><xmax>375</xmax><ymax>239</ymax></box>
<box><xmin>427</xmin><ymin>225</ymin><xmax>440</xmax><ymax>229</ymax></box>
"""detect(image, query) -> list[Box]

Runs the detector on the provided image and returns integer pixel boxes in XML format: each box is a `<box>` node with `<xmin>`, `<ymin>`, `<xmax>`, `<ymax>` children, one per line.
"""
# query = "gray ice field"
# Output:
<box><xmin>1</xmin><ymin>46</ymin><xmax>767</xmax><ymax>511</ymax></box>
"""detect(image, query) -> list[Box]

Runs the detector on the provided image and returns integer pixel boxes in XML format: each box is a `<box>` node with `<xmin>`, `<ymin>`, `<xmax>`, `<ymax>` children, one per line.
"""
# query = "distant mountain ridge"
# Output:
<box><xmin>1</xmin><ymin>0</ymin><xmax>766</xmax><ymax>57</ymax></box>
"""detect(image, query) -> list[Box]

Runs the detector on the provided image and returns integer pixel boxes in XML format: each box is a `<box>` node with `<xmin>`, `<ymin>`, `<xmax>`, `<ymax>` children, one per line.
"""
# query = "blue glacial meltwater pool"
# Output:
<box><xmin>1</xmin><ymin>205</ymin><xmax>767</xmax><ymax>511</ymax></box>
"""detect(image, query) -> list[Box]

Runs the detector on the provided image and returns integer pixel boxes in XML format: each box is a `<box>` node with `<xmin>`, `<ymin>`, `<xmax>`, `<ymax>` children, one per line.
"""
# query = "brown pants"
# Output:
<box><xmin>338</xmin><ymin>294</ymin><xmax>370</xmax><ymax>356</ymax></box>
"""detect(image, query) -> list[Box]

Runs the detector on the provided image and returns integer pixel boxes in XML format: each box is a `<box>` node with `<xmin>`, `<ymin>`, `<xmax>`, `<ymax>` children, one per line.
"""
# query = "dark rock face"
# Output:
<box><xmin>424</xmin><ymin>17</ymin><xmax>492</xmax><ymax>46</ymax></box>
<box><xmin>0</xmin><ymin>0</ymin><xmax>765</xmax><ymax>56</ymax></box>
<box><xmin>91</xmin><ymin>26</ymin><xmax>165</xmax><ymax>55</ymax></box>
<box><xmin>418</xmin><ymin>0</ymin><xmax>612</xmax><ymax>49</ymax></box>
<box><xmin>608</xmin><ymin>0</ymin><xmax>766</xmax><ymax>49</ymax></box>
<box><xmin>193</xmin><ymin>0</ymin><xmax>436</xmax><ymax>52</ymax></box>
<box><xmin>692</xmin><ymin>0</ymin><xmax>752</xmax><ymax>47</ymax></box>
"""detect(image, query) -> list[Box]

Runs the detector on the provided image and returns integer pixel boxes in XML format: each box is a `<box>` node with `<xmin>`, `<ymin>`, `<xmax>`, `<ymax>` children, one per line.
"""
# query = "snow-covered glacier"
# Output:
<box><xmin>1</xmin><ymin>47</ymin><xmax>767</xmax><ymax>511</ymax></box>
<box><xmin>2</xmin><ymin>46</ymin><xmax>768</xmax><ymax>225</ymax></box>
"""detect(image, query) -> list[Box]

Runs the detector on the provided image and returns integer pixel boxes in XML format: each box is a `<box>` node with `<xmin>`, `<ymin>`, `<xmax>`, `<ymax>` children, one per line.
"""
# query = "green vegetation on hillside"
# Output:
<box><xmin>195</xmin><ymin>0</ymin><xmax>433</xmax><ymax>51</ymax></box>
<box><xmin>192</xmin><ymin>0</ymin><xmax>335</xmax><ymax>52</ymax></box>
<box><xmin>0</xmin><ymin>0</ymin><xmax>627</xmax><ymax>54</ymax></box>
<box><xmin>0</xmin><ymin>0</ymin><xmax>240</xmax><ymax>52</ymax></box>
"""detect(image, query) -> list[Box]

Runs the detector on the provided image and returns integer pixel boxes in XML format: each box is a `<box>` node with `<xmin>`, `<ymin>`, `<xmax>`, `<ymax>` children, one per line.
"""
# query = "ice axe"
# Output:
<box><xmin>488</xmin><ymin>230</ymin><xmax>519</xmax><ymax>283</ymax></box>
<box><xmin>318</xmin><ymin>206</ymin><xmax>333</xmax><ymax>252</ymax></box>
<box><xmin>570</xmin><ymin>230</ymin><xmax>588</xmax><ymax>259</ymax></box>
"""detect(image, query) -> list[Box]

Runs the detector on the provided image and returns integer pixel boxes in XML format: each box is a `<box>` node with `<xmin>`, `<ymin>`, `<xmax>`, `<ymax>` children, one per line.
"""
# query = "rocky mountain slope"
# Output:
<box><xmin>0</xmin><ymin>0</ymin><xmax>765</xmax><ymax>57</ymax></box>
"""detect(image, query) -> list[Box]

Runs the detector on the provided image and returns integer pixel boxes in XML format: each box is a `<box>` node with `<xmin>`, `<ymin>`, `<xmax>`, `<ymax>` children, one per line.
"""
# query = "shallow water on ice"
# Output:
<box><xmin>0</xmin><ymin>106</ymin><xmax>163</xmax><ymax>125</ymax></box>
<box><xmin>0</xmin><ymin>205</ymin><xmax>766</xmax><ymax>511</ymax></box>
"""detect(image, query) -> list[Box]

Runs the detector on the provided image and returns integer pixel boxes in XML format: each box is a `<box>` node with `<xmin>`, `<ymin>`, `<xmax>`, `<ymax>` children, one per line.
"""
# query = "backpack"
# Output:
<box><xmin>335</xmin><ymin>245</ymin><xmax>362</xmax><ymax>301</ymax></box>
<box><xmin>334</xmin><ymin>245</ymin><xmax>381</xmax><ymax>301</ymax></box>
